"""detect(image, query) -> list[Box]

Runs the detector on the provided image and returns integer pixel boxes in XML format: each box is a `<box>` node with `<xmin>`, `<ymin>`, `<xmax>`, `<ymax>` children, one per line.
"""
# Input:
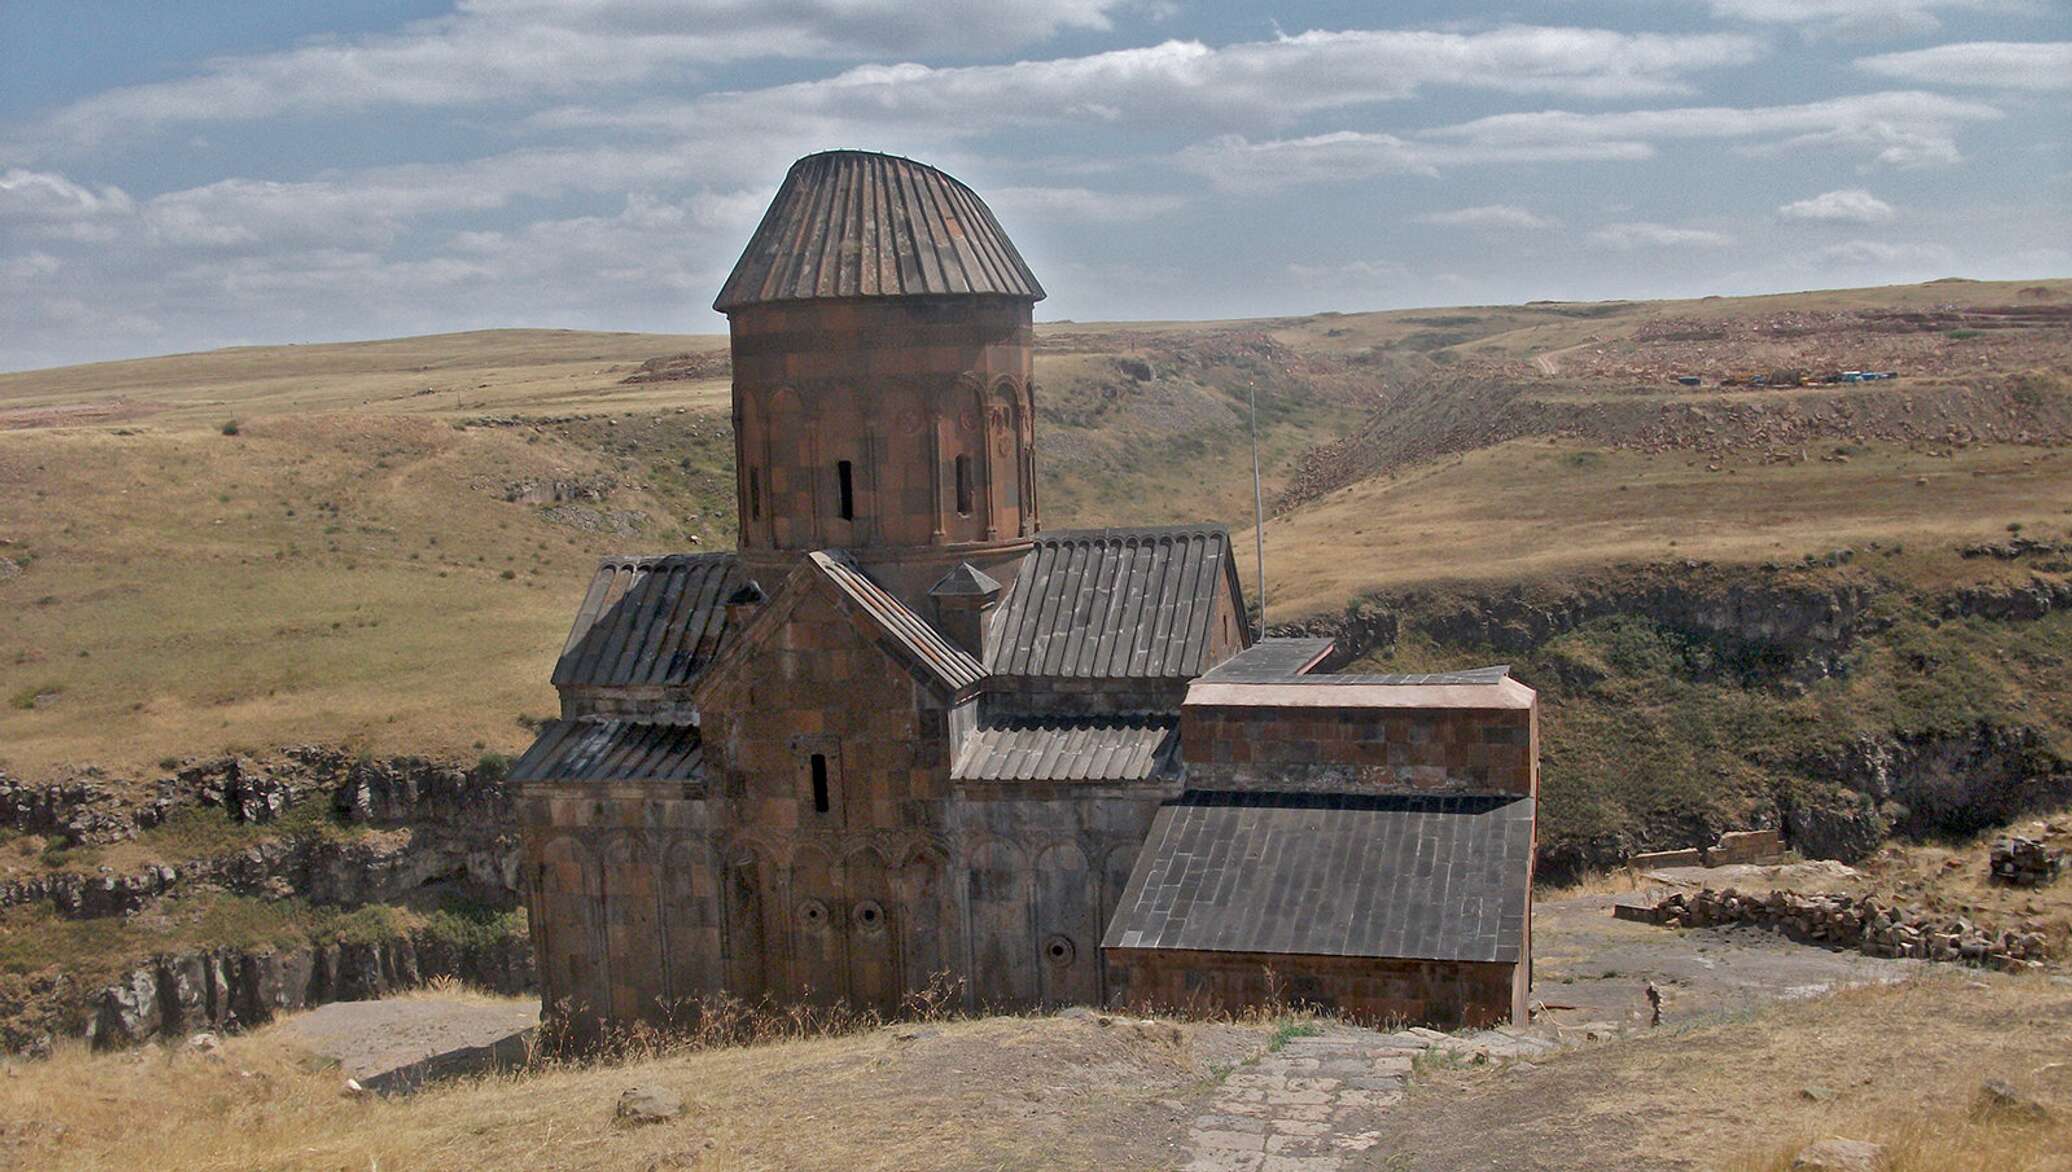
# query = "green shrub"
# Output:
<box><xmin>220</xmin><ymin>419</ymin><xmax>241</xmax><ymax>436</ymax></box>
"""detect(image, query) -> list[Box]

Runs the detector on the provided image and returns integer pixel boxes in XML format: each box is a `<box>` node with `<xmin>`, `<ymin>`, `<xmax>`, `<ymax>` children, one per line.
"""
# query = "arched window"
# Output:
<box><xmin>954</xmin><ymin>455</ymin><xmax>973</xmax><ymax>516</ymax></box>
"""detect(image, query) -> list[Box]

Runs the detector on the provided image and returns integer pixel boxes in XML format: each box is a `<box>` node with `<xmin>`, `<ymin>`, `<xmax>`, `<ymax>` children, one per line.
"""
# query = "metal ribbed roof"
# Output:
<box><xmin>953</xmin><ymin>715</ymin><xmax>1179</xmax><ymax>783</ymax></box>
<box><xmin>1103</xmin><ymin>791</ymin><xmax>1535</xmax><ymax>963</ymax></box>
<box><xmin>713</xmin><ymin>150</ymin><xmax>1044</xmax><ymax>312</ymax></box>
<box><xmin>553</xmin><ymin>554</ymin><xmax>746</xmax><ymax>688</ymax></box>
<box><xmin>988</xmin><ymin>526</ymin><xmax>1237</xmax><ymax>680</ymax></box>
<box><xmin>811</xmin><ymin>551</ymin><xmax>986</xmax><ymax>694</ymax></box>
<box><xmin>510</xmin><ymin>719</ymin><xmax>705</xmax><ymax>783</ymax></box>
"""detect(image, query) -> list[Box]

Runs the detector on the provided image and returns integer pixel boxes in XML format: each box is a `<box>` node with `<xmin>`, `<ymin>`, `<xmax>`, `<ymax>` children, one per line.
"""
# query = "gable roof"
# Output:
<box><xmin>714</xmin><ymin>150</ymin><xmax>1044</xmax><ymax>312</ymax></box>
<box><xmin>510</xmin><ymin>719</ymin><xmax>705</xmax><ymax>783</ymax></box>
<box><xmin>553</xmin><ymin>554</ymin><xmax>747</xmax><ymax>688</ymax></box>
<box><xmin>988</xmin><ymin>526</ymin><xmax>1242</xmax><ymax>680</ymax></box>
<box><xmin>1103</xmin><ymin>790</ymin><xmax>1535</xmax><ymax>964</ymax></box>
<box><xmin>953</xmin><ymin>715</ymin><xmax>1179</xmax><ymax>783</ymax></box>
<box><xmin>810</xmin><ymin>551</ymin><xmax>986</xmax><ymax>694</ymax></box>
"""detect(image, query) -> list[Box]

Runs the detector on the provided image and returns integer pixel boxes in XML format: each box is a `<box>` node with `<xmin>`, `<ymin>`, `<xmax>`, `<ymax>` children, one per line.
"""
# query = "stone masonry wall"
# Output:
<box><xmin>1182</xmin><ymin>704</ymin><xmax>1536</xmax><ymax>796</ymax></box>
<box><xmin>1108</xmin><ymin>948</ymin><xmax>1518</xmax><ymax>1029</ymax></box>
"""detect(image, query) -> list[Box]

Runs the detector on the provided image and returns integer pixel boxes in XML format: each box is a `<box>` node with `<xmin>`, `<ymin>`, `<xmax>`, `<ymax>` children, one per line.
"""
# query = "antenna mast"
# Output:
<box><xmin>1249</xmin><ymin>380</ymin><xmax>1266</xmax><ymax>639</ymax></box>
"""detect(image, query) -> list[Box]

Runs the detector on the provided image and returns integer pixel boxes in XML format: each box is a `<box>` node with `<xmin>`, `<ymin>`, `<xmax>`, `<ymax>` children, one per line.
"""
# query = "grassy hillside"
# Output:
<box><xmin>2</xmin><ymin>279</ymin><xmax>2067</xmax><ymax>782</ymax></box>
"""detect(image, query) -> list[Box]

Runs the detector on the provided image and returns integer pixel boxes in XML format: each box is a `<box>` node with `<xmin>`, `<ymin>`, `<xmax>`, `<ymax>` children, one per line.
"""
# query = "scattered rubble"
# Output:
<box><xmin>1790</xmin><ymin>1136</ymin><xmax>1884</xmax><ymax>1172</ymax></box>
<box><xmin>1617</xmin><ymin>887</ymin><xmax>2051</xmax><ymax>970</ymax></box>
<box><xmin>1990</xmin><ymin>836</ymin><xmax>2064</xmax><ymax>887</ymax></box>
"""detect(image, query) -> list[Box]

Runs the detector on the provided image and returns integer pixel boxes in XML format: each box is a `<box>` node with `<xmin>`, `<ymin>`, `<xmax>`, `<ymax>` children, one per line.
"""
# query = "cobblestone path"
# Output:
<box><xmin>1182</xmin><ymin>1023</ymin><xmax>1573</xmax><ymax>1171</ymax></box>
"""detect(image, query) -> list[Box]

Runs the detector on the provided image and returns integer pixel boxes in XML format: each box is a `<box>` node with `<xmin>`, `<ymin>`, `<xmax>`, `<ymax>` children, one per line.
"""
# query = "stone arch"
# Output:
<box><xmin>538</xmin><ymin>835</ymin><xmax>609</xmax><ymax>1026</ymax></box>
<box><xmin>735</xmin><ymin>386</ymin><xmax>769</xmax><ymax>548</ymax></box>
<box><xmin>895</xmin><ymin>842</ymin><xmax>952</xmax><ymax>995</ymax></box>
<box><xmin>988</xmin><ymin>375</ymin><xmax>1024</xmax><ymax>538</ymax></box>
<box><xmin>841</xmin><ymin>843</ymin><xmax>900</xmax><ymax>1014</ymax></box>
<box><xmin>964</xmin><ymin>837</ymin><xmax>1035</xmax><ymax>1009</ymax></box>
<box><xmin>767</xmin><ymin>386</ymin><xmax>812</xmax><ymax>547</ymax></box>
<box><xmin>788</xmin><ymin>843</ymin><xmax>842</xmax><ymax>1004</ymax></box>
<box><xmin>663</xmin><ymin>837</ymin><xmax>723</xmax><ymax>1005</ymax></box>
<box><xmin>601</xmin><ymin>834</ymin><xmax>665</xmax><ymax>1023</ymax></box>
<box><xmin>722</xmin><ymin>844</ymin><xmax>775</xmax><ymax>999</ymax></box>
<box><xmin>1034</xmin><ymin>841</ymin><xmax>1099</xmax><ymax>1008</ymax></box>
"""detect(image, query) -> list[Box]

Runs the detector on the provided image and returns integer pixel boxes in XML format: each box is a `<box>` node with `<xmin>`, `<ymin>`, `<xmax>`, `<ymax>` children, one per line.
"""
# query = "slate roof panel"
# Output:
<box><xmin>812</xmin><ymin>551</ymin><xmax>987</xmax><ymax>693</ymax></box>
<box><xmin>1102</xmin><ymin>791</ymin><xmax>1535</xmax><ymax>963</ymax></box>
<box><xmin>714</xmin><ymin>150</ymin><xmax>1044</xmax><ymax>312</ymax></box>
<box><xmin>552</xmin><ymin>554</ymin><xmax>746</xmax><ymax>688</ymax></box>
<box><xmin>953</xmin><ymin>715</ymin><xmax>1180</xmax><ymax>782</ymax></box>
<box><xmin>510</xmin><ymin>719</ymin><xmax>705</xmax><ymax>783</ymax></box>
<box><xmin>989</xmin><ymin>526</ymin><xmax>1236</xmax><ymax>680</ymax></box>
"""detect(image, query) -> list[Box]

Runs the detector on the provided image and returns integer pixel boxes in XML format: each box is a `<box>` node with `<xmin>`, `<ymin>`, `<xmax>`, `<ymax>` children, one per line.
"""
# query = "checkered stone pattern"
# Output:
<box><xmin>1181</xmin><ymin>704</ymin><xmax>1536</xmax><ymax>796</ymax></box>
<box><xmin>731</xmin><ymin>297</ymin><xmax>1036</xmax><ymax>555</ymax></box>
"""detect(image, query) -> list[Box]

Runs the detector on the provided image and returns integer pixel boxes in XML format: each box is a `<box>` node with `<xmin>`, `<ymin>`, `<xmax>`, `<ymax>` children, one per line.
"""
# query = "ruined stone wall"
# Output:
<box><xmin>1107</xmin><ymin>948</ymin><xmax>1519</xmax><ymax>1029</ymax></box>
<box><xmin>1181</xmin><ymin>704</ymin><xmax>1537</xmax><ymax>796</ymax></box>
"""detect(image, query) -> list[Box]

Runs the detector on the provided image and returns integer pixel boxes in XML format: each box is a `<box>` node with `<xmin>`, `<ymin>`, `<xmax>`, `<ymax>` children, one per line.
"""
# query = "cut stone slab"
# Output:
<box><xmin>615</xmin><ymin>1085</ymin><xmax>686</xmax><ymax>1127</ymax></box>
<box><xmin>1791</xmin><ymin>1137</ymin><xmax>1884</xmax><ymax>1172</ymax></box>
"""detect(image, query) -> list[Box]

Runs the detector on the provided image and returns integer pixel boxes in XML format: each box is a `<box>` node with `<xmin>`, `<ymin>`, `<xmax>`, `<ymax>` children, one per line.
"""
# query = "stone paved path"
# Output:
<box><xmin>1182</xmin><ymin>1023</ymin><xmax>1577</xmax><ymax>1171</ymax></box>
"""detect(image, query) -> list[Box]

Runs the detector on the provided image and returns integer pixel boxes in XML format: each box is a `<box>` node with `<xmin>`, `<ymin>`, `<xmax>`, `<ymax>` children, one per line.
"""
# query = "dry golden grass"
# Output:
<box><xmin>0</xmin><ymin>1009</ymin><xmax>1256</xmax><ymax>1171</ymax></box>
<box><xmin>1239</xmin><ymin>437</ymin><xmax>2072</xmax><ymax>618</ymax></box>
<box><xmin>1377</xmin><ymin>970</ymin><xmax>2072</xmax><ymax>1170</ymax></box>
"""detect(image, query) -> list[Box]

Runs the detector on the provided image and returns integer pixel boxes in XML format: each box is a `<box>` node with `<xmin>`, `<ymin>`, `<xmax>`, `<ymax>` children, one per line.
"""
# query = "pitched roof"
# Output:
<box><xmin>553</xmin><ymin>554</ymin><xmax>747</xmax><ymax>688</ymax></box>
<box><xmin>714</xmin><ymin>150</ymin><xmax>1044</xmax><ymax>312</ymax></box>
<box><xmin>510</xmin><ymin>719</ymin><xmax>705</xmax><ymax>783</ymax></box>
<box><xmin>1102</xmin><ymin>791</ymin><xmax>1535</xmax><ymax>964</ymax></box>
<box><xmin>988</xmin><ymin>526</ymin><xmax>1240</xmax><ymax>681</ymax></box>
<box><xmin>811</xmin><ymin>551</ymin><xmax>986</xmax><ymax>693</ymax></box>
<box><xmin>953</xmin><ymin>715</ymin><xmax>1179</xmax><ymax>783</ymax></box>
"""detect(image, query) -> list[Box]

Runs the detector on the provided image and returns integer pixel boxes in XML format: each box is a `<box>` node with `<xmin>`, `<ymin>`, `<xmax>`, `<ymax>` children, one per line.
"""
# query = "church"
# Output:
<box><xmin>512</xmin><ymin>149</ymin><xmax>1539</xmax><ymax>1034</ymax></box>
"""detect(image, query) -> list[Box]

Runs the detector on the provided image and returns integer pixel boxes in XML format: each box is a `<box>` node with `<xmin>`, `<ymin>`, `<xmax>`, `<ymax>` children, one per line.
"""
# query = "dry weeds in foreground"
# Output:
<box><xmin>0</xmin><ymin>987</ymin><xmax>1264</xmax><ymax>1172</ymax></box>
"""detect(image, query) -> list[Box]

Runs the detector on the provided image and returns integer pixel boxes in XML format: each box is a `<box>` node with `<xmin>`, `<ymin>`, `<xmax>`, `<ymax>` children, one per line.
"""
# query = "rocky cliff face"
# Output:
<box><xmin>1284</xmin><ymin>555</ymin><xmax>2072</xmax><ymax>878</ymax></box>
<box><xmin>83</xmin><ymin>934</ymin><xmax>533</xmax><ymax>1052</ymax></box>
<box><xmin>0</xmin><ymin>751</ymin><xmax>531</xmax><ymax>1053</ymax></box>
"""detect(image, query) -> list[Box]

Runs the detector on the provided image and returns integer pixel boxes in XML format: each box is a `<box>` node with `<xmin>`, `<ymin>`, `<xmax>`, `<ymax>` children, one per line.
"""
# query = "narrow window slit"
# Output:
<box><xmin>837</xmin><ymin>460</ymin><xmax>854</xmax><ymax>521</ymax></box>
<box><xmin>955</xmin><ymin>454</ymin><xmax>973</xmax><ymax>516</ymax></box>
<box><xmin>810</xmin><ymin>753</ymin><xmax>830</xmax><ymax>813</ymax></box>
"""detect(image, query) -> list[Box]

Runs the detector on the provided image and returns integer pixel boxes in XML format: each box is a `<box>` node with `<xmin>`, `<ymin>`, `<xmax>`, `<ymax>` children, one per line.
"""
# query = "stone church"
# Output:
<box><xmin>513</xmin><ymin>150</ymin><xmax>1539</xmax><ymax>1034</ymax></box>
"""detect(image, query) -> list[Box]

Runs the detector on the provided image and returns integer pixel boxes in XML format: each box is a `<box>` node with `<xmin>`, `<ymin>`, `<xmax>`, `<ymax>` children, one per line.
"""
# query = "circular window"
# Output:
<box><xmin>1043</xmin><ymin>935</ymin><xmax>1076</xmax><ymax>966</ymax></box>
<box><xmin>797</xmin><ymin>899</ymin><xmax>829</xmax><ymax>928</ymax></box>
<box><xmin>853</xmin><ymin>900</ymin><xmax>886</xmax><ymax>933</ymax></box>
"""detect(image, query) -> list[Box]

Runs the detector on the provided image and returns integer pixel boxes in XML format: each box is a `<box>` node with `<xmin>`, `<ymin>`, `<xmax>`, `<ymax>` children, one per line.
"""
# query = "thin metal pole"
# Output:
<box><xmin>1249</xmin><ymin>381</ymin><xmax>1265</xmax><ymax>640</ymax></box>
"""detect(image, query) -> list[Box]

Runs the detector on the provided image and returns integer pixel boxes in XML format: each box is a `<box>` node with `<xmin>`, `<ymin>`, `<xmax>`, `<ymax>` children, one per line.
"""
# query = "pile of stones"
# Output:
<box><xmin>1624</xmin><ymin>887</ymin><xmax>2051</xmax><ymax>971</ymax></box>
<box><xmin>1990</xmin><ymin>836</ymin><xmax>2065</xmax><ymax>886</ymax></box>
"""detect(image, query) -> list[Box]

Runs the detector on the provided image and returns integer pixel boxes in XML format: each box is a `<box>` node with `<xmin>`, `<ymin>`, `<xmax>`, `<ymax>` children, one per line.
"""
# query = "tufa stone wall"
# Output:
<box><xmin>730</xmin><ymin>297</ymin><xmax>1036</xmax><ymax>558</ymax></box>
<box><xmin>1107</xmin><ymin>948</ymin><xmax>1520</xmax><ymax>1029</ymax></box>
<box><xmin>1182</xmin><ymin>702</ymin><xmax>1536</xmax><ymax>797</ymax></box>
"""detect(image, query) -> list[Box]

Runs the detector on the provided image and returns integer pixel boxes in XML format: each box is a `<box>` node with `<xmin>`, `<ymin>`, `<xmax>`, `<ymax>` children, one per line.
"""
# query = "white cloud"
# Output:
<box><xmin>1813</xmin><ymin>239</ymin><xmax>1957</xmax><ymax>265</ymax></box>
<box><xmin>1691</xmin><ymin>1</ymin><xmax>2038</xmax><ymax>41</ymax></box>
<box><xmin>1285</xmin><ymin>258</ymin><xmax>1410</xmax><ymax>283</ymax></box>
<box><xmin>537</xmin><ymin>26</ymin><xmax>1766</xmax><ymax>145</ymax></box>
<box><xmin>0</xmin><ymin>168</ymin><xmax>134</xmax><ymax>220</ymax></box>
<box><xmin>27</xmin><ymin>0</ymin><xmax>1131</xmax><ymax>148</ymax></box>
<box><xmin>1589</xmin><ymin>222</ymin><xmax>1734</xmax><ymax>250</ymax></box>
<box><xmin>1857</xmin><ymin>42</ymin><xmax>2072</xmax><ymax>91</ymax></box>
<box><xmin>986</xmin><ymin>186</ymin><xmax>1187</xmax><ymax>222</ymax></box>
<box><xmin>1777</xmin><ymin>188</ymin><xmax>1897</xmax><ymax>223</ymax></box>
<box><xmin>1424</xmin><ymin>91</ymin><xmax>2003</xmax><ymax>170</ymax></box>
<box><xmin>1417</xmin><ymin>205</ymin><xmax>1556</xmax><ymax>229</ymax></box>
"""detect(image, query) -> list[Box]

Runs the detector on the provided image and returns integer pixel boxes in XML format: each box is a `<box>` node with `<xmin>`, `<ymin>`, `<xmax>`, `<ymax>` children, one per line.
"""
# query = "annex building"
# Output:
<box><xmin>513</xmin><ymin>150</ymin><xmax>1539</xmax><ymax>1033</ymax></box>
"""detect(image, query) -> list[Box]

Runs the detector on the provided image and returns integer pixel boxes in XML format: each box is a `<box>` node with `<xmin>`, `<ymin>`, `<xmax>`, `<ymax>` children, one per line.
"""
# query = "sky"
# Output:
<box><xmin>1</xmin><ymin>1</ymin><xmax>2067</xmax><ymax>371</ymax></box>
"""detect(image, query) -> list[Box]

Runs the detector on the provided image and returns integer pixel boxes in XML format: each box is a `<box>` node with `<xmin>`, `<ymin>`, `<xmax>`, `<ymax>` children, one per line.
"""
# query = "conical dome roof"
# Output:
<box><xmin>713</xmin><ymin>150</ymin><xmax>1044</xmax><ymax>312</ymax></box>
